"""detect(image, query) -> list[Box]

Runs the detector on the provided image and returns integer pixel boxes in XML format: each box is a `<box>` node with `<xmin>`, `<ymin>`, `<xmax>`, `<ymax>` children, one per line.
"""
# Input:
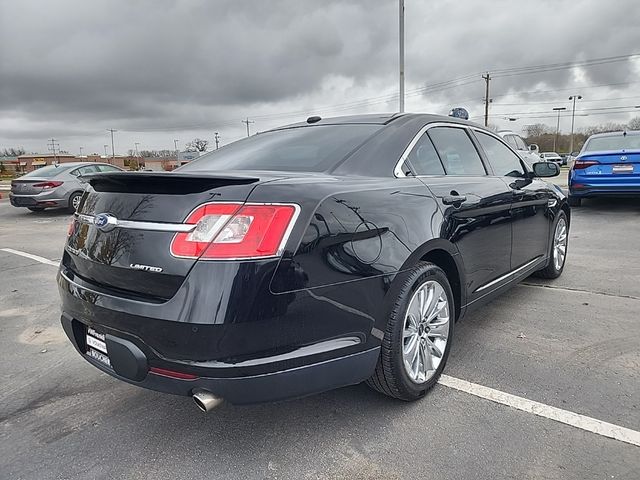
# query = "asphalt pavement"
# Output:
<box><xmin>0</xmin><ymin>193</ymin><xmax>639</xmax><ymax>480</ymax></box>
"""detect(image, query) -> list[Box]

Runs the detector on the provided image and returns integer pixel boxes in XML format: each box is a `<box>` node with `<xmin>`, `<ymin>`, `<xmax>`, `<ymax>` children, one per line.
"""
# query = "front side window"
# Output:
<box><xmin>475</xmin><ymin>131</ymin><xmax>525</xmax><ymax>177</ymax></box>
<box><xmin>404</xmin><ymin>133</ymin><xmax>445</xmax><ymax>175</ymax></box>
<box><xmin>427</xmin><ymin>127</ymin><xmax>486</xmax><ymax>175</ymax></box>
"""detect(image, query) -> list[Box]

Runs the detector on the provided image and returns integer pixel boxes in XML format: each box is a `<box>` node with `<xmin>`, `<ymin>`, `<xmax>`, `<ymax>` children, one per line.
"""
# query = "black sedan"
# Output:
<box><xmin>58</xmin><ymin>114</ymin><xmax>569</xmax><ymax>411</ymax></box>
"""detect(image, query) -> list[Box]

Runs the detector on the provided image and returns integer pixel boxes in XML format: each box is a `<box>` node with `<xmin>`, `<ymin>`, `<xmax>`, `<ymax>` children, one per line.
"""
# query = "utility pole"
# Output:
<box><xmin>134</xmin><ymin>142</ymin><xmax>140</xmax><ymax>157</ymax></box>
<box><xmin>398</xmin><ymin>0</ymin><xmax>405</xmax><ymax>113</ymax></box>
<box><xmin>242</xmin><ymin>118</ymin><xmax>255</xmax><ymax>137</ymax></box>
<box><xmin>568</xmin><ymin>95</ymin><xmax>582</xmax><ymax>154</ymax></box>
<box><xmin>214</xmin><ymin>132</ymin><xmax>220</xmax><ymax>150</ymax></box>
<box><xmin>47</xmin><ymin>138</ymin><xmax>59</xmax><ymax>164</ymax></box>
<box><xmin>107</xmin><ymin>129</ymin><xmax>117</xmax><ymax>162</ymax></box>
<box><xmin>79</xmin><ymin>146</ymin><xmax>84</xmax><ymax>157</ymax></box>
<box><xmin>482</xmin><ymin>73</ymin><xmax>491</xmax><ymax>127</ymax></box>
<box><xmin>552</xmin><ymin>107</ymin><xmax>567</xmax><ymax>152</ymax></box>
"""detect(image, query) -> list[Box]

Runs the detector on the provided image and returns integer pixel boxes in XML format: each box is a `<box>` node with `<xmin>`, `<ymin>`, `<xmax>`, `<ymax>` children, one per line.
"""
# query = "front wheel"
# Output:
<box><xmin>534</xmin><ymin>211</ymin><xmax>568</xmax><ymax>279</ymax></box>
<box><xmin>367</xmin><ymin>262</ymin><xmax>454</xmax><ymax>401</ymax></box>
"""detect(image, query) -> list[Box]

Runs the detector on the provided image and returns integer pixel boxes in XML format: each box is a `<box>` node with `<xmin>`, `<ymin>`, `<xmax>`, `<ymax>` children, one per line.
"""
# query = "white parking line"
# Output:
<box><xmin>438</xmin><ymin>374</ymin><xmax>640</xmax><ymax>447</ymax></box>
<box><xmin>0</xmin><ymin>248</ymin><xmax>59</xmax><ymax>267</ymax></box>
<box><xmin>2</xmin><ymin>246</ymin><xmax>639</xmax><ymax>447</ymax></box>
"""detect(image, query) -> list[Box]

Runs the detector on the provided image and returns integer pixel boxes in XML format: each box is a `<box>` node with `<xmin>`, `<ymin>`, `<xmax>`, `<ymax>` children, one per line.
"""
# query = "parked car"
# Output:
<box><xmin>539</xmin><ymin>152</ymin><xmax>563</xmax><ymax>165</ymax></box>
<box><xmin>568</xmin><ymin>130</ymin><xmax>640</xmax><ymax>206</ymax></box>
<box><xmin>497</xmin><ymin>130</ymin><xmax>541</xmax><ymax>167</ymax></box>
<box><xmin>9</xmin><ymin>162</ymin><xmax>124</xmax><ymax>212</ymax></box>
<box><xmin>58</xmin><ymin>114</ymin><xmax>569</xmax><ymax>411</ymax></box>
<box><xmin>558</xmin><ymin>154</ymin><xmax>569</xmax><ymax>166</ymax></box>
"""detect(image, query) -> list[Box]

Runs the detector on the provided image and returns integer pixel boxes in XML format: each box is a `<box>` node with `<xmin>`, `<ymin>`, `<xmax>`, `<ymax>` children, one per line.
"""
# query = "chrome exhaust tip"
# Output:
<box><xmin>192</xmin><ymin>389</ymin><xmax>224</xmax><ymax>412</ymax></box>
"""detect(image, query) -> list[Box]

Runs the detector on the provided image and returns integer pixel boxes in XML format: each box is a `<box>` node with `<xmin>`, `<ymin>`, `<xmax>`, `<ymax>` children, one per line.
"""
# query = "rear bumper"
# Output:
<box><xmin>60</xmin><ymin>312</ymin><xmax>379</xmax><ymax>404</ymax></box>
<box><xmin>9</xmin><ymin>192</ymin><xmax>67</xmax><ymax>208</ymax></box>
<box><xmin>569</xmin><ymin>185</ymin><xmax>640</xmax><ymax>198</ymax></box>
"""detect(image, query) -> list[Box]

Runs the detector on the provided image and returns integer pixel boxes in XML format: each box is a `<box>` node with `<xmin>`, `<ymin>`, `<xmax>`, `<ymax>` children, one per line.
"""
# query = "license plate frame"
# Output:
<box><xmin>86</xmin><ymin>326</ymin><xmax>112</xmax><ymax>368</ymax></box>
<box><xmin>612</xmin><ymin>164</ymin><xmax>634</xmax><ymax>174</ymax></box>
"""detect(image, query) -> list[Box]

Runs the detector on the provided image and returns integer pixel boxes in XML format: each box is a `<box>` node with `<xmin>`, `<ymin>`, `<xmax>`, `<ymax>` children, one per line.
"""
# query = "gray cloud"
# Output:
<box><xmin>1</xmin><ymin>0</ymin><xmax>639</xmax><ymax>154</ymax></box>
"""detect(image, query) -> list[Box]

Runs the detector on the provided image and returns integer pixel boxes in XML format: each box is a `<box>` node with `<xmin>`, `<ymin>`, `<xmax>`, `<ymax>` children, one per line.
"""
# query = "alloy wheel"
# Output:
<box><xmin>72</xmin><ymin>195</ymin><xmax>81</xmax><ymax>210</ymax></box>
<box><xmin>402</xmin><ymin>280</ymin><xmax>450</xmax><ymax>384</ymax></box>
<box><xmin>553</xmin><ymin>218</ymin><xmax>567</xmax><ymax>271</ymax></box>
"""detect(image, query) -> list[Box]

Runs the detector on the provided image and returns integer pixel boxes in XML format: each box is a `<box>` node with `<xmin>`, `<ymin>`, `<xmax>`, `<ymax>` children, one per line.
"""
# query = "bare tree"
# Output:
<box><xmin>627</xmin><ymin>116</ymin><xmax>640</xmax><ymax>130</ymax></box>
<box><xmin>581</xmin><ymin>122</ymin><xmax>627</xmax><ymax>136</ymax></box>
<box><xmin>523</xmin><ymin>123</ymin><xmax>551</xmax><ymax>138</ymax></box>
<box><xmin>186</xmin><ymin>138</ymin><xmax>209</xmax><ymax>152</ymax></box>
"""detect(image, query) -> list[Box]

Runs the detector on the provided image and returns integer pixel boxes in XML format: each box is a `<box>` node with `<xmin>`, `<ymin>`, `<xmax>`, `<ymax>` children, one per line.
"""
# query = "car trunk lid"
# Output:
<box><xmin>11</xmin><ymin>177</ymin><xmax>62</xmax><ymax>195</ymax></box>
<box><xmin>63</xmin><ymin>171</ymin><xmax>269</xmax><ymax>300</ymax></box>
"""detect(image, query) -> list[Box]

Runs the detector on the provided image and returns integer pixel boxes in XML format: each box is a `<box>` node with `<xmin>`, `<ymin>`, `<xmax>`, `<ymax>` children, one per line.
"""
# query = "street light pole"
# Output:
<box><xmin>104</xmin><ymin>144</ymin><xmax>109</xmax><ymax>158</ymax></box>
<box><xmin>107</xmin><ymin>129</ymin><xmax>117</xmax><ymax>161</ymax></box>
<box><xmin>568</xmin><ymin>95</ymin><xmax>582</xmax><ymax>154</ymax></box>
<box><xmin>134</xmin><ymin>142</ymin><xmax>140</xmax><ymax>157</ymax></box>
<box><xmin>79</xmin><ymin>146</ymin><xmax>83</xmax><ymax>157</ymax></box>
<box><xmin>552</xmin><ymin>107</ymin><xmax>567</xmax><ymax>152</ymax></box>
<box><xmin>214</xmin><ymin>132</ymin><xmax>220</xmax><ymax>150</ymax></box>
<box><xmin>398</xmin><ymin>0</ymin><xmax>405</xmax><ymax>113</ymax></box>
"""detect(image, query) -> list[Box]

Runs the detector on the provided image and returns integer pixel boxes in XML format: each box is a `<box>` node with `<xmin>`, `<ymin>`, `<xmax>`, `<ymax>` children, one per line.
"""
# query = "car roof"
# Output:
<box><xmin>586</xmin><ymin>130</ymin><xmax>640</xmax><ymax>139</ymax></box>
<box><xmin>48</xmin><ymin>162</ymin><xmax>117</xmax><ymax>168</ymax></box>
<box><xmin>273</xmin><ymin>112</ymin><xmax>482</xmax><ymax>130</ymax></box>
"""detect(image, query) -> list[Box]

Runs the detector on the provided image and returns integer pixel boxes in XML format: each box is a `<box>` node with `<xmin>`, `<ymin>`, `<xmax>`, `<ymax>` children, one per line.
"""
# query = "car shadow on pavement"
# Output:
<box><xmin>577</xmin><ymin>197</ymin><xmax>640</xmax><ymax>213</ymax></box>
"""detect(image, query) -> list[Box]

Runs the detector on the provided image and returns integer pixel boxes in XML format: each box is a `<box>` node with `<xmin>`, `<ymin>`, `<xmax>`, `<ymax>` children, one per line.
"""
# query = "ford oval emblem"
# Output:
<box><xmin>94</xmin><ymin>213</ymin><xmax>117</xmax><ymax>232</ymax></box>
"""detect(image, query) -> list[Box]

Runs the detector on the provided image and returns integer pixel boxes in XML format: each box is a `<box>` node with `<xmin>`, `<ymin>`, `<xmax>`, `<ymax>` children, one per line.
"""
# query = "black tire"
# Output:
<box><xmin>568</xmin><ymin>196</ymin><xmax>581</xmax><ymax>207</ymax></box>
<box><xmin>366</xmin><ymin>262</ymin><xmax>455</xmax><ymax>401</ymax></box>
<box><xmin>534</xmin><ymin>211</ymin><xmax>568</xmax><ymax>279</ymax></box>
<box><xmin>27</xmin><ymin>207</ymin><xmax>44</xmax><ymax>212</ymax></box>
<box><xmin>68</xmin><ymin>192</ymin><xmax>82</xmax><ymax>213</ymax></box>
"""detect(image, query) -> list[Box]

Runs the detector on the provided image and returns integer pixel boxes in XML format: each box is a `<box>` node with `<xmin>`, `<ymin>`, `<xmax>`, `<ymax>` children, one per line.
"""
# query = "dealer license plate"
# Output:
<box><xmin>86</xmin><ymin>326</ymin><xmax>111</xmax><ymax>368</ymax></box>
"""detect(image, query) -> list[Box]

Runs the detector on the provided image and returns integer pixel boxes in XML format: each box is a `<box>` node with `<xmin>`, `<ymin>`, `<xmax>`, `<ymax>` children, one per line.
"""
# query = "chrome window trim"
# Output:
<box><xmin>394</xmin><ymin>122</ymin><xmax>485</xmax><ymax>178</ymax></box>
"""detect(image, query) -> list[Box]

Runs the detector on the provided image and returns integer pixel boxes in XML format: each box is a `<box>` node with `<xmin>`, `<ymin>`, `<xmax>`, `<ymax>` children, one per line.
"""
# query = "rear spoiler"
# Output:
<box><xmin>85</xmin><ymin>172</ymin><xmax>259</xmax><ymax>194</ymax></box>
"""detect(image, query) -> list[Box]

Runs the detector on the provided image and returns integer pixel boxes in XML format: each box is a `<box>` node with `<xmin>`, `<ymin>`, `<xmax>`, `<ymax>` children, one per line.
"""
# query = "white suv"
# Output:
<box><xmin>497</xmin><ymin>130</ymin><xmax>541</xmax><ymax>167</ymax></box>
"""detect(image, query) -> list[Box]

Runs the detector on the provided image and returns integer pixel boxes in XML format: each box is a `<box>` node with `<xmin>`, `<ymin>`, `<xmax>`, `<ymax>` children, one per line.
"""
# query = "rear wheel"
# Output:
<box><xmin>534</xmin><ymin>211</ymin><xmax>568</xmax><ymax>279</ymax></box>
<box><xmin>568</xmin><ymin>196</ymin><xmax>581</xmax><ymax>207</ymax></box>
<box><xmin>68</xmin><ymin>192</ymin><xmax>82</xmax><ymax>213</ymax></box>
<box><xmin>367</xmin><ymin>262</ymin><xmax>454</xmax><ymax>401</ymax></box>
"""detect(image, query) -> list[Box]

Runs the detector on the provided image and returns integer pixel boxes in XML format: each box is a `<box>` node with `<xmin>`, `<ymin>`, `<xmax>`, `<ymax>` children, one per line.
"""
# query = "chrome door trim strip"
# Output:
<box><xmin>75</xmin><ymin>213</ymin><xmax>195</xmax><ymax>233</ymax></box>
<box><xmin>474</xmin><ymin>257</ymin><xmax>541</xmax><ymax>293</ymax></box>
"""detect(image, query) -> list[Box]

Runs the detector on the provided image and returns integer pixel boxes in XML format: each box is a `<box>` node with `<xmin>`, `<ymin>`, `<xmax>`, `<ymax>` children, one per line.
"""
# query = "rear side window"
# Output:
<box><xmin>177</xmin><ymin>125</ymin><xmax>381</xmax><ymax>173</ymax></box>
<box><xmin>71</xmin><ymin>165</ymin><xmax>99</xmax><ymax>176</ymax></box>
<box><xmin>404</xmin><ymin>133</ymin><xmax>445</xmax><ymax>175</ymax></box>
<box><xmin>96</xmin><ymin>165</ymin><xmax>122</xmax><ymax>172</ymax></box>
<box><xmin>475</xmin><ymin>131</ymin><xmax>525</xmax><ymax>177</ymax></box>
<box><xmin>428</xmin><ymin>127</ymin><xmax>486</xmax><ymax>175</ymax></box>
<box><xmin>514</xmin><ymin>135</ymin><xmax>528</xmax><ymax>150</ymax></box>
<box><xmin>503</xmin><ymin>135</ymin><xmax>518</xmax><ymax>149</ymax></box>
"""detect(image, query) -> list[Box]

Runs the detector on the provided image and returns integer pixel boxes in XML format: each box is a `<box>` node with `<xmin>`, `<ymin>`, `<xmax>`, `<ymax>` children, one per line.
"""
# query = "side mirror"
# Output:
<box><xmin>532</xmin><ymin>161</ymin><xmax>559</xmax><ymax>178</ymax></box>
<box><xmin>529</xmin><ymin>144</ymin><xmax>539</xmax><ymax>152</ymax></box>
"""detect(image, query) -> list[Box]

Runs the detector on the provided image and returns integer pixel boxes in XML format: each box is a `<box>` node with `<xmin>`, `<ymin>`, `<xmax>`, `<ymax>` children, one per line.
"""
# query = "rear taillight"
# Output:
<box><xmin>573</xmin><ymin>160</ymin><xmax>599</xmax><ymax>170</ymax></box>
<box><xmin>33</xmin><ymin>181</ymin><xmax>63</xmax><ymax>189</ymax></box>
<box><xmin>170</xmin><ymin>203</ymin><xmax>299</xmax><ymax>259</ymax></box>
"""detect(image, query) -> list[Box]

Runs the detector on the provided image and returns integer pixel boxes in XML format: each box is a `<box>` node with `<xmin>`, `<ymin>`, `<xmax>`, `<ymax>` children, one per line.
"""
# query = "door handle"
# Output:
<box><xmin>442</xmin><ymin>195</ymin><xmax>467</xmax><ymax>206</ymax></box>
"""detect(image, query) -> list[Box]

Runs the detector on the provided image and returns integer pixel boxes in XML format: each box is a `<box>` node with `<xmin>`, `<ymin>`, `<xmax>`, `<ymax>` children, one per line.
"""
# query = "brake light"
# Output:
<box><xmin>33</xmin><ymin>181</ymin><xmax>63</xmax><ymax>189</ymax></box>
<box><xmin>170</xmin><ymin>203</ymin><xmax>299</xmax><ymax>259</ymax></box>
<box><xmin>149</xmin><ymin>367</ymin><xmax>198</xmax><ymax>380</ymax></box>
<box><xmin>573</xmin><ymin>160</ymin><xmax>599</xmax><ymax>170</ymax></box>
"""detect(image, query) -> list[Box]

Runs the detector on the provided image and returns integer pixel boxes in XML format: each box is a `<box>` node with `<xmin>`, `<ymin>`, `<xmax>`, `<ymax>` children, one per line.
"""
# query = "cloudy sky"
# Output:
<box><xmin>1</xmin><ymin>0</ymin><xmax>639</xmax><ymax>155</ymax></box>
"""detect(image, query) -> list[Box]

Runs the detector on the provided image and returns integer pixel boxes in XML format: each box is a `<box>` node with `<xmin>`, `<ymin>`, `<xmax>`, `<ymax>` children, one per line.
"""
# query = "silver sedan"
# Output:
<box><xmin>9</xmin><ymin>162</ymin><xmax>123</xmax><ymax>212</ymax></box>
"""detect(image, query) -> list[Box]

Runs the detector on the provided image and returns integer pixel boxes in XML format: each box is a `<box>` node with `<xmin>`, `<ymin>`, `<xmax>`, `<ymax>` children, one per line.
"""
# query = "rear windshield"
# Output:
<box><xmin>583</xmin><ymin>134</ymin><xmax>640</xmax><ymax>152</ymax></box>
<box><xmin>177</xmin><ymin>125</ymin><xmax>380</xmax><ymax>173</ymax></box>
<box><xmin>21</xmin><ymin>164</ymin><xmax>71</xmax><ymax>178</ymax></box>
